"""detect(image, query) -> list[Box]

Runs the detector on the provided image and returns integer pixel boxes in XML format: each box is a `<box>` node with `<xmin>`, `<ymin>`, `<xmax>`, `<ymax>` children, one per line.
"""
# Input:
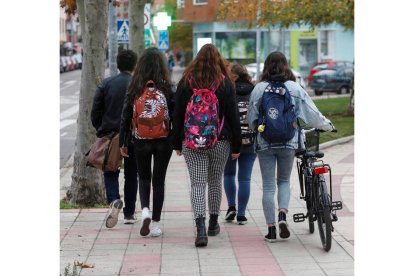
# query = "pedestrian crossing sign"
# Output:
<box><xmin>158</xmin><ymin>31</ymin><xmax>169</xmax><ymax>51</ymax></box>
<box><xmin>117</xmin><ymin>20</ymin><xmax>129</xmax><ymax>43</ymax></box>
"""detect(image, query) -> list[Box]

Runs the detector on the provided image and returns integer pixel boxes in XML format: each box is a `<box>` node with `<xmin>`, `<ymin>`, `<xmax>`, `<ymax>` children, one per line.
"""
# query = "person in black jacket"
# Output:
<box><xmin>91</xmin><ymin>50</ymin><xmax>139</xmax><ymax>228</ymax></box>
<box><xmin>172</xmin><ymin>44</ymin><xmax>241</xmax><ymax>247</ymax></box>
<box><xmin>119</xmin><ymin>47</ymin><xmax>174</xmax><ymax>238</ymax></box>
<box><xmin>223</xmin><ymin>64</ymin><xmax>257</xmax><ymax>225</ymax></box>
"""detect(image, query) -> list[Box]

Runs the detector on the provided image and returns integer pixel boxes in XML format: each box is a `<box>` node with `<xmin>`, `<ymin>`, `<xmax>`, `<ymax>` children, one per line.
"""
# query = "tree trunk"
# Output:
<box><xmin>129</xmin><ymin>0</ymin><xmax>147</xmax><ymax>56</ymax></box>
<box><xmin>67</xmin><ymin>0</ymin><xmax>108</xmax><ymax>206</ymax></box>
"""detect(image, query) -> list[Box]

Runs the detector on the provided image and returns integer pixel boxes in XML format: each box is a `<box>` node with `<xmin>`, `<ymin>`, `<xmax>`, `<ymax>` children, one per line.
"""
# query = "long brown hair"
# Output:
<box><xmin>231</xmin><ymin>63</ymin><xmax>252</xmax><ymax>84</ymax></box>
<box><xmin>260</xmin><ymin>51</ymin><xmax>296</xmax><ymax>82</ymax></box>
<box><xmin>181</xmin><ymin>44</ymin><xmax>231</xmax><ymax>88</ymax></box>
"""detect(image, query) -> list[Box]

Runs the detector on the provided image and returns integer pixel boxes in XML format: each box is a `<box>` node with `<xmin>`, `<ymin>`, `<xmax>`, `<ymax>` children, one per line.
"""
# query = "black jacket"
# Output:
<box><xmin>171</xmin><ymin>77</ymin><xmax>242</xmax><ymax>154</ymax></box>
<box><xmin>235</xmin><ymin>78</ymin><xmax>254</xmax><ymax>103</ymax></box>
<box><xmin>91</xmin><ymin>72</ymin><xmax>131</xmax><ymax>137</ymax></box>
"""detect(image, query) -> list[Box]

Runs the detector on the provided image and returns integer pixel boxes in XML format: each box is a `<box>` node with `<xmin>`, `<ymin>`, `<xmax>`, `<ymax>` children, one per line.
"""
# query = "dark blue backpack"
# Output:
<box><xmin>258</xmin><ymin>81</ymin><xmax>298</xmax><ymax>143</ymax></box>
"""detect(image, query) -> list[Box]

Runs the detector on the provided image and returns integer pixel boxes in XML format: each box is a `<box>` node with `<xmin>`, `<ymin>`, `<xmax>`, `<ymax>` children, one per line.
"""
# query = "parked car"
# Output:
<box><xmin>72</xmin><ymin>53</ymin><xmax>83</xmax><ymax>69</ymax></box>
<box><xmin>309</xmin><ymin>66</ymin><xmax>354</xmax><ymax>95</ymax></box>
<box><xmin>60</xmin><ymin>56</ymin><xmax>68</xmax><ymax>73</ymax></box>
<box><xmin>307</xmin><ymin>60</ymin><xmax>353</xmax><ymax>82</ymax></box>
<box><xmin>245</xmin><ymin>63</ymin><xmax>306</xmax><ymax>88</ymax></box>
<box><xmin>64</xmin><ymin>56</ymin><xmax>75</xmax><ymax>71</ymax></box>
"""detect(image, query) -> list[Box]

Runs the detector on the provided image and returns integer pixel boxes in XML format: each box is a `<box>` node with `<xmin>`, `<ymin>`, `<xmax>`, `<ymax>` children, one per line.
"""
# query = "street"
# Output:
<box><xmin>60</xmin><ymin>69</ymin><xmax>81</xmax><ymax>168</ymax></box>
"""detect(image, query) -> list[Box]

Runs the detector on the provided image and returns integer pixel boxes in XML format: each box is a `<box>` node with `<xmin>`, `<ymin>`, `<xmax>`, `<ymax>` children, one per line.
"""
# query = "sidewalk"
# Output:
<box><xmin>60</xmin><ymin>138</ymin><xmax>354</xmax><ymax>276</ymax></box>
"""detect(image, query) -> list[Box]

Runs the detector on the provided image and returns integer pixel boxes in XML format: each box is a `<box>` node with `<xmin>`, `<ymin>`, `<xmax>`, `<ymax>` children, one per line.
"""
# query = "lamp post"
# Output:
<box><xmin>256</xmin><ymin>0</ymin><xmax>262</xmax><ymax>81</ymax></box>
<box><xmin>108</xmin><ymin>0</ymin><xmax>119</xmax><ymax>77</ymax></box>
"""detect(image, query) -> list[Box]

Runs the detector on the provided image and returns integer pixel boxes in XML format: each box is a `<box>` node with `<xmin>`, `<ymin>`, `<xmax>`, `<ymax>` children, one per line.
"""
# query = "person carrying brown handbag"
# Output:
<box><xmin>91</xmin><ymin>50</ymin><xmax>139</xmax><ymax>228</ymax></box>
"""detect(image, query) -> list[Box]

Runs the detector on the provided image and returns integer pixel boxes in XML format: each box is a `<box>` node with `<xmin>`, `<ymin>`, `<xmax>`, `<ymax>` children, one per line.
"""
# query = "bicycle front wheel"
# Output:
<box><xmin>316</xmin><ymin>175</ymin><xmax>332</xmax><ymax>251</ymax></box>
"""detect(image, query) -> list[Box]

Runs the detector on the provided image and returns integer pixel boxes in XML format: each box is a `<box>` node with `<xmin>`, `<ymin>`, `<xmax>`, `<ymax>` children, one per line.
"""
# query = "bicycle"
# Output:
<box><xmin>293</xmin><ymin>128</ymin><xmax>343</xmax><ymax>252</ymax></box>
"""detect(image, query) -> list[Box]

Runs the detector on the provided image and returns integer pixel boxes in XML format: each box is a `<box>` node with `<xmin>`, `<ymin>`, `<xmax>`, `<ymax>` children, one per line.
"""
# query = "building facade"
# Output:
<box><xmin>177</xmin><ymin>0</ymin><xmax>354</xmax><ymax>78</ymax></box>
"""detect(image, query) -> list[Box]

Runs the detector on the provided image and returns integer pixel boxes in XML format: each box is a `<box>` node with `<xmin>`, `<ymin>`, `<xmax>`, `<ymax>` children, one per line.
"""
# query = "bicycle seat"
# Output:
<box><xmin>304</xmin><ymin>151</ymin><xmax>324</xmax><ymax>159</ymax></box>
<box><xmin>295</xmin><ymin>150</ymin><xmax>306</xmax><ymax>157</ymax></box>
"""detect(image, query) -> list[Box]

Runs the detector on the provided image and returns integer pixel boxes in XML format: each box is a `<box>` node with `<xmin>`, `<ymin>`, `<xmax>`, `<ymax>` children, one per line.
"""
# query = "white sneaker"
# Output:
<box><xmin>140</xmin><ymin>208</ymin><xmax>151</xmax><ymax>237</ymax></box>
<box><xmin>150</xmin><ymin>221</ymin><xmax>162</xmax><ymax>237</ymax></box>
<box><xmin>105</xmin><ymin>199</ymin><xmax>123</xmax><ymax>228</ymax></box>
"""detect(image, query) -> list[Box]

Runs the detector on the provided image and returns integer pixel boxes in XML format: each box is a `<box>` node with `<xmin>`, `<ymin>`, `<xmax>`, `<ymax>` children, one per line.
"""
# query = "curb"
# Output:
<box><xmin>319</xmin><ymin>135</ymin><xmax>354</xmax><ymax>150</ymax></box>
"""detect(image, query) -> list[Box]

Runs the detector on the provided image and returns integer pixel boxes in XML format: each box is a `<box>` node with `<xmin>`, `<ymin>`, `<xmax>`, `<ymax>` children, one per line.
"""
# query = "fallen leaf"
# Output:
<box><xmin>74</xmin><ymin>261</ymin><xmax>95</xmax><ymax>269</ymax></box>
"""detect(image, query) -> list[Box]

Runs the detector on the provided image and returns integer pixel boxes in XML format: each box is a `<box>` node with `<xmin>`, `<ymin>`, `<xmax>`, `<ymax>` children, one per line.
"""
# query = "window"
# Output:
<box><xmin>320</xmin><ymin>30</ymin><xmax>328</xmax><ymax>57</ymax></box>
<box><xmin>177</xmin><ymin>0</ymin><xmax>185</xmax><ymax>8</ymax></box>
<box><xmin>194</xmin><ymin>0</ymin><xmax>207</xmax><ymax>5</ymax></box>
<box><xmin>215</xmin><ymin>32</ymin><xmax>256</xmax><ymax>60</ymax></box>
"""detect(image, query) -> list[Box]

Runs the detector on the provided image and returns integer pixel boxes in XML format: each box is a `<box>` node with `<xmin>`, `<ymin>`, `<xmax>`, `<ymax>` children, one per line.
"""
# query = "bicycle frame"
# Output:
<box><xmin>293</xmin><ymin>128</ymin><xmax>342</xmax><ymax>252</ymax></box>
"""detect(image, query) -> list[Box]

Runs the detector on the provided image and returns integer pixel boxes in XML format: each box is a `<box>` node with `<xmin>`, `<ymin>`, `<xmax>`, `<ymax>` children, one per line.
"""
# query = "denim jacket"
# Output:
<box><xmin>247</xmin><ymin>80</ymin><xmax>334</xmax><ymax>152</ymax></box>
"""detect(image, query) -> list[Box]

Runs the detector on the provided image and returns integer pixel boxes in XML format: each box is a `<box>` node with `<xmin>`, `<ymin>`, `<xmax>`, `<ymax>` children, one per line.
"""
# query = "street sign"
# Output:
<box><xmin>153</xmin><ymin>12</ymin><xmax>171</xmax><ymax>31</ymax></box>
<box><xmin>144</xmin><ymin>4</ymin><xmax>151</xmax><ymax>30</ymax></box>
<box><xmin>144</xmin><ymin>29</ymin><xmax>151</xmax><ymax>48</ymax></box>
<box><xmin>117</xmin><ymin>20</ymin><xmax>129</xmax><ymax>43</ymax></box>
<box><xmin>158</xmin><ymin>30</ymin><xmax>169</xmax><ymax>51</ymax></box>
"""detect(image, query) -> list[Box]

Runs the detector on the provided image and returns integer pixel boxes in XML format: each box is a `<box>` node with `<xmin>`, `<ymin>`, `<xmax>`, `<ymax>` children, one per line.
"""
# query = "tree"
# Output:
<box><xmin>162</xmin><ymin>0</ymin><xmax>193</xmax><ymax>60</ymax></box>
<box><xmin>61</xmin><ymin>0</ymin><xmax>109</xmax><ymax>205</ymax></box>
<box><xmin>129</xmin><ymin>0</ymin><xmax>152</xmax><ymax>56</ymax></box>
<box><xmin>217</xmin><ymin>0</ymin><xmax>354</xmax><ymax>30</ymax></box>
<box><xmin>217</xmin><ymin>0</ymin><xmax>355</xmax><ymax>114</ymax></box>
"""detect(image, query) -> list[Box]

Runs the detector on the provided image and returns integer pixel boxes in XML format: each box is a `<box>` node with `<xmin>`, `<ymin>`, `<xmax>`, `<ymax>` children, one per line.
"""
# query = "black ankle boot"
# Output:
<box><xmin>264</xmin><ymin>225</ymin><xmax>277</xmax><ymax>243</ymax></box>
<box><xmin>195</xmin><ymin>217</ymin><xmax>208</xmax><ymax>247</ymax></box>
<box><xmin>208</xmin><ymin>214</ymin><xmax>220</xmax><ymax>236</ymax></box>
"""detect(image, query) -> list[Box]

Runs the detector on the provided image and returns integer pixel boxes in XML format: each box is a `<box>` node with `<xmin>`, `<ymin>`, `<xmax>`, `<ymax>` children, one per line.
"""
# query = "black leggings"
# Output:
<box><xmin>133</xmin><ymin>138</ymin><xmax>173</xmax><ymax>221</ymax></box>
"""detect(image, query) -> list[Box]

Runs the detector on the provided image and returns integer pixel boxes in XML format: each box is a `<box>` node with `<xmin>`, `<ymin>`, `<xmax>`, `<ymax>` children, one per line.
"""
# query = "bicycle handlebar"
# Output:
<box><xmin>302</xmin><ymin>127</ymin><xmax>337</xmax><ymax>134</ymax></box>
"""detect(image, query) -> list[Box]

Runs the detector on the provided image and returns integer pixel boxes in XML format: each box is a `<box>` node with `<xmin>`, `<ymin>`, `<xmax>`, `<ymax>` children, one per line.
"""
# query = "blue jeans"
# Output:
<box><xmin>223</xmin><ymin>145</ymin><xmax>257</xmax><ymax>216</ymax></box>
<box><xmin>104</xmin><ymin>141</ymin><xmax>138</xmax><ymax>217</ymax></box>
<box><xmin>257</xmin><ymin>148</ymin><xmax>295</xmax><ymax>225</ymax></box>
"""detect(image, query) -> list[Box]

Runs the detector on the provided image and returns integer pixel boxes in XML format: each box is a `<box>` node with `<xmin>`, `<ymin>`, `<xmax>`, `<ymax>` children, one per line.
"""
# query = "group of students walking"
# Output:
<box><xmin>91</xmin><ymin>44</ymin><xmax>335</xmax><ymax>247</ymax></box>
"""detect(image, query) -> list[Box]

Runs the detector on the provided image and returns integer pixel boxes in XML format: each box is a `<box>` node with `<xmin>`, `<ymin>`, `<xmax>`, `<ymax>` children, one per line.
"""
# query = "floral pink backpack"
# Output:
<box><xmin>184</xmin><ymin>76</ymin><xmax>224</xmax><ymax>149</ymax></box>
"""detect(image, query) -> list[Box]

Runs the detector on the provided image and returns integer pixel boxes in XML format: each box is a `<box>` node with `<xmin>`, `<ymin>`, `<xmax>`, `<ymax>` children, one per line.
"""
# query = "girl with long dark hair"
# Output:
<box><xmin>119</xmin><ymin>47</ymin><xmax>174</xmax><ymax>238</ymax></box>
<box><xmin>247</xmin><ymin>51</ymin><xmax>335</xmax><ymax>242</ymax></box>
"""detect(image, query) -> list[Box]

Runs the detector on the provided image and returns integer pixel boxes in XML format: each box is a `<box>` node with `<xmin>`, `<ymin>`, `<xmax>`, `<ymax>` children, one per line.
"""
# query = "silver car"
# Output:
<box><xmin>245</xmin><ymin>63</ymin><xmax>306</xmax><ymax>88</ymax></box>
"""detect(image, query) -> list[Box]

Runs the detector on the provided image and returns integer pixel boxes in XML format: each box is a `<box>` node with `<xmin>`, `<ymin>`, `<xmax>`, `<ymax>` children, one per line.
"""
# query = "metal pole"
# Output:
<box><xmin>255</xmin><ymin>0</ymin><xmax>261</xmax><ymax>81</ymax></box>
<box><xmin>108</xmin><ymin>1</ymin><xmax>118</xmax><ymax>76</ymax></box>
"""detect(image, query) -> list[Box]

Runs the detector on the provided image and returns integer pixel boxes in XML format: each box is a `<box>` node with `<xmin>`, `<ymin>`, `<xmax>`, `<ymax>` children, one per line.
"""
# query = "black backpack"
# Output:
<box><xmin>238</xmin><ymin>100</ymin><xmax>255</xmax><ymax>146</ymax></box>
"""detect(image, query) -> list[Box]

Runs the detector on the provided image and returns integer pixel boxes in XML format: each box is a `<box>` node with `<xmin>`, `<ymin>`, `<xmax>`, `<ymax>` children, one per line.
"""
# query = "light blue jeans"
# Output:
<box><xmin>257</xmin><ymin>148</ymin><xmax>295</xmax><ymax>225</ymax></box>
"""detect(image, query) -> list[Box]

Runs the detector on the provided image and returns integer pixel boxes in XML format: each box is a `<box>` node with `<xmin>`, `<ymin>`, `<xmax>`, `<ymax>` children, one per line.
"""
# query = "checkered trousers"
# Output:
<box><xmin>182</xmin><ymin>140</ymin><xmax>231</xmax><ymax>218</ymax></box>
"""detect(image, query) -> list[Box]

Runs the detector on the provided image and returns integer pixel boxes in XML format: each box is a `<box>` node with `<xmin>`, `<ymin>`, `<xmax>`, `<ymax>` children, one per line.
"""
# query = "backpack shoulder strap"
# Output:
<box><xmin>189</xmin><ymin>75</ymin><xmax>223</xmax><ymax>94</ymax></box>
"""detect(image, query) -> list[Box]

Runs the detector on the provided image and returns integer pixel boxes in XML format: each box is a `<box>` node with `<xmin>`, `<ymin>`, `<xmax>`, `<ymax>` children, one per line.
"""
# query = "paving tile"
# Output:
<box><xmin>120</xmin><ymin>254</ymin><xmax>161</xmax><ymax>275</ymax></box>
<box><xmin>60</xmin><ymin>140</ymin><xmax>354</xmax><ymax>276</ymax></box>
<box><xmin>283</xmin><ymin>270</ymin><xmax>325</xmax><ymax>276</ymax></box>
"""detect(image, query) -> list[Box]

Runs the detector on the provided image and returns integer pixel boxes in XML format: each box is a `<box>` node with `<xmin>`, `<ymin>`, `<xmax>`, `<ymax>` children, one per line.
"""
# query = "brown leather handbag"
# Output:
<box><xmin>86</xmin><ymin>132</ymin><xmax>123</xmax><ymax>172</ymax></box>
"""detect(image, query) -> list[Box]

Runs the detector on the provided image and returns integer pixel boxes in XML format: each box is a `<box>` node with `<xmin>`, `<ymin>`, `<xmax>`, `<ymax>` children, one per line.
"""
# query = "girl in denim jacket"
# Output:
<box><xmin>247</xmin><ymin>51</ymin><xmax>335</xmax><ymax>242</ymax></box>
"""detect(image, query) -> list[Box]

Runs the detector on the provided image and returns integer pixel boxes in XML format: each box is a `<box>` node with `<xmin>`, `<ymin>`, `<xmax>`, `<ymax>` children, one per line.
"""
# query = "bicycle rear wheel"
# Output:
<box><xmin>316</xmin><ymin>175</ymin><xmax>332</xmax><ymax>251</ymax></box>
<box><xmin>305</xmin><ymin>179</ymin><xmax>315</xmax><ymax>234</ymax></box>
